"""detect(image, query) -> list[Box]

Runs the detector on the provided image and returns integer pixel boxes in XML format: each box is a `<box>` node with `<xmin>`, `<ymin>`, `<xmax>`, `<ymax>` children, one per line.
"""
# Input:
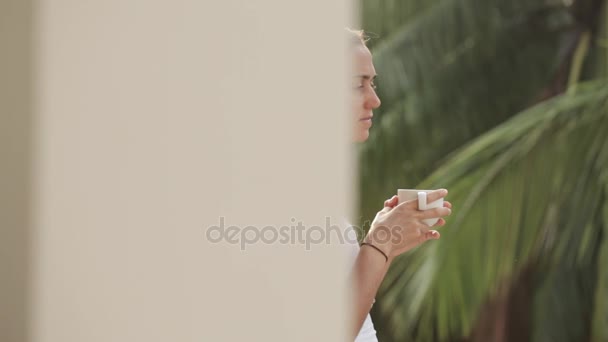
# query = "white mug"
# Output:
<box><xmin>398</xmin><ymin>189</ymin><xmax>444</xmax><ymax>226</ymax></box>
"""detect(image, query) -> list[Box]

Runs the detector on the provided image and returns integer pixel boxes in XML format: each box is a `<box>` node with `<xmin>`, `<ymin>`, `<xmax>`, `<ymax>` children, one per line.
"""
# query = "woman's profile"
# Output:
<box><xmin>347</xmin><ymin>29</ymin><xmax>453</xmax><ymax>341</ymax></box>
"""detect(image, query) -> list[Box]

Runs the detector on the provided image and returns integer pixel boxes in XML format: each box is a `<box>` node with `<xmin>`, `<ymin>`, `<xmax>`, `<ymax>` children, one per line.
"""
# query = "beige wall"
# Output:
<box><xmin>1</xmin><ymin>0</ymin><xmax>353</xmax><ymax>341</ymax></box>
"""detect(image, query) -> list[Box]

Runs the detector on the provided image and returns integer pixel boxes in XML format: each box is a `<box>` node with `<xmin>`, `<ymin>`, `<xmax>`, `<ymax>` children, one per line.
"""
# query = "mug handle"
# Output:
<box><xmin>417</xmin><ymin>191</ymin><xmax>428</xmax><ymax>210</ymax></box>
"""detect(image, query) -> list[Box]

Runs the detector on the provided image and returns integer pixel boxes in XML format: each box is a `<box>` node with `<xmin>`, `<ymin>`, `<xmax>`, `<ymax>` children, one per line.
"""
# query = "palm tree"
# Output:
<box><xmin>358</xmin><ymin>0</ymin><xmax>608</xmax><ymax>341</ymax></box>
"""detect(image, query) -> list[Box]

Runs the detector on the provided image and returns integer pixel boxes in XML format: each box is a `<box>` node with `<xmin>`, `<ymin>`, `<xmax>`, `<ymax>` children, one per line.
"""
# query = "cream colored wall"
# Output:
<box><xmin>2</xmin><ymin>0</ymin><xmax>353</xmax><ymax>341</ymax></box>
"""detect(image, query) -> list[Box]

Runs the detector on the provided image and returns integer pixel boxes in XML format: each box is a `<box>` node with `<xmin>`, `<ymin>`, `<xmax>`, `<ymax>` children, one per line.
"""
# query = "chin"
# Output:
<box><xmin>355</xmin><ymin>129</ymin><xmax>370</xmax><ymax>142</ymax></box>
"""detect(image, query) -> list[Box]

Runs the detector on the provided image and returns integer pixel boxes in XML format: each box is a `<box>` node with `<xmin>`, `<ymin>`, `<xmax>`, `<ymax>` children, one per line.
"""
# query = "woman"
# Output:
<box><xmin>348</xmin><ymin>30</ymin><xmax>453</xmax><ymax>341</ymax></box>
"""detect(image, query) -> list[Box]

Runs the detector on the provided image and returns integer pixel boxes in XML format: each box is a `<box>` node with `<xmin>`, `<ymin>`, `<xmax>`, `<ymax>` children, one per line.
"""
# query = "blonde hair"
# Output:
<box><xmin>346</xmin><ymin>28</ymin><xmax>368</xmax><ymax>46</ymax></box>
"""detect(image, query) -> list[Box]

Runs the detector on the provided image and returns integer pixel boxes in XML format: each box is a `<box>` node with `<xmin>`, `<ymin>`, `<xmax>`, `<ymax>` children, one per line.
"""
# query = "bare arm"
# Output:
<box><xmin>350</xmin><ymin>191</ymin><xmax>452</xmax><ymax>339</ymax></box>
<box><xmin>350</xmin><ymin>246</ymin><xmax>392</xmax><ymax>340</ymax></box>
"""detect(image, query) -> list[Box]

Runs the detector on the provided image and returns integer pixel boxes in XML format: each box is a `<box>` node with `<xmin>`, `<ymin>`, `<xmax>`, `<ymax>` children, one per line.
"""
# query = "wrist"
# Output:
<box><xmin>364</xmin><ymin>226</ymin><xmax>393</xmax><ymax>258</ymax></box>
<box><xmin>360</xmin><ymin>242</ymin><xmax>389</xmax><ymax>263</ymax></box>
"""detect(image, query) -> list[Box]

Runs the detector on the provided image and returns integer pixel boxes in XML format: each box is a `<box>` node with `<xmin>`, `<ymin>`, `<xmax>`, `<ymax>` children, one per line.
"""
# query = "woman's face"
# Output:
<box><xmin>352</xmin><ymin>44</ymin><xmax>381</xmax><ymax>142</ymax></box>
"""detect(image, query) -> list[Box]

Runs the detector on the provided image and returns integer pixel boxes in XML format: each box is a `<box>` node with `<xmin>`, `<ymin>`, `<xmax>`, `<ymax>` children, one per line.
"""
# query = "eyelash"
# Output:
<box><xmin>357</xmin><ymin>82</ymin><xmax>377</xmax><ymax>90</ymax></box>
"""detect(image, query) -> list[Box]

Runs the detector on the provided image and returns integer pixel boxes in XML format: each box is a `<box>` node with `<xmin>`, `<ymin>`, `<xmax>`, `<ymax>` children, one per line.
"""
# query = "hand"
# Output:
<box><xmin>364</xmin><ymin>189</ymin><xmax>452</xmax><ymax>260</ymax></box>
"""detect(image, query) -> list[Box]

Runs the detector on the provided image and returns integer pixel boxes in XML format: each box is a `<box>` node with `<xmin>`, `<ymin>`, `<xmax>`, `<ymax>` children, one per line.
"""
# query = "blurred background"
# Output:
<box><xmin>357</xmin><ymin>0</ymin><xmax>608</xmax><ymax>341</ymax></box>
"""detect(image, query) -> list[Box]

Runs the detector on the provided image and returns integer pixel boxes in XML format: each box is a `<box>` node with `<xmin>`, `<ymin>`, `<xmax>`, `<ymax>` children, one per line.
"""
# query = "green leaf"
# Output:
<box><xmin>358</xmin><ymin>0</ymin><xmax>578</xmax><ymax>228</ymax></box>
<box><xmin>375</xmin><ymin>81</ymin><xmax>608</xmax><ymax>341</ymax></box>
<box><xmin>591</xmin><ymin>181</ymin><xmax>608</xmax><ymax>341</ymax></box>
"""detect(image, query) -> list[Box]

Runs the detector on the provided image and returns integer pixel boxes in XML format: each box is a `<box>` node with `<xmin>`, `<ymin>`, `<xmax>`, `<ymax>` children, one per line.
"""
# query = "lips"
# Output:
<box><xmin>359</xmin><ymin>116</ymin><xmax>373</xmax><ymax>128</ymax></box>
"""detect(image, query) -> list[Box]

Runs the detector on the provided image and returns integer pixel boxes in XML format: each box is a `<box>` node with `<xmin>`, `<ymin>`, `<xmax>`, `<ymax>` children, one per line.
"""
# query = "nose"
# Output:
<box><xmin>366</xmin><ymin>88</ymin><xmax>381</xmax><ymax>110</ymax></box>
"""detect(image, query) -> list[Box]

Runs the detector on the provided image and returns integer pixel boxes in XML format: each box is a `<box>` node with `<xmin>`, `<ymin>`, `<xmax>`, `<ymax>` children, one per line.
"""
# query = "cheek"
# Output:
<box><xmin>351</xmin><ymin>97</ymin><xmax>364</xmax><ymax>115</ymax></box>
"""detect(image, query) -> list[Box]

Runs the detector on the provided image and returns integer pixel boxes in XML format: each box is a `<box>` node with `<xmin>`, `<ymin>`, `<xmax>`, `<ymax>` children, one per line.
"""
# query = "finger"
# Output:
<box><xmin>384</xmin><ymin>195</ymin><xmax>398</xmax><ymax>208</ymax></box>
<box><xmin>425</xmin><ymin>230</ymin><xmax>440</xmax><ymax>240</ymax></box>
<box><xmin>383</xmin><ymin>197</ymin><xmax>391</xmax><ymax>206</ymax></box>
<box><xmin>443</xmin><ymin>201</ymin><xmax>452</xmax><ymax>209</ymax></box>
<box><xmin>394</xmin><ymin>197</ymin><xmax>419</xmax><ymax>210</ymax></box>
<box><xmin>380</xmin><ymin>196</ymin><xmax>398</xmax><ymax>213</ymax></box>
<box><xmin>426</xmin><ymin>189</ymin><xmax>448</xmax><ymax>204</ymax></box>
<box><xmin>433</xmin><ymin>218</ymin><xmax>446</xmax><ymax>227</ymax></box>
<box><xmin>419</xmin><ymin>207</ymin><xmax>452</xmax><ymax>219</ymax></box>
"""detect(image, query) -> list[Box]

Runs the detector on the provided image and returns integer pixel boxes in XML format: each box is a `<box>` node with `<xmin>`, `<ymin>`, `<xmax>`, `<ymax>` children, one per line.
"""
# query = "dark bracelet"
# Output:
<box><xmin>360</xmin><ymin>242</ymin><xmax>389</xmax><ymax>263</ymax></box>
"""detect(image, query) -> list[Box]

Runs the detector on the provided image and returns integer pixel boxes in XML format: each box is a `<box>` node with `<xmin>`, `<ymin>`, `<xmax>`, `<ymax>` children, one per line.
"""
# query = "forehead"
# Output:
<box><xmin>353</xmin><ymin>45</ymin><xmax>376</xmax><ymax>76</ymax></box>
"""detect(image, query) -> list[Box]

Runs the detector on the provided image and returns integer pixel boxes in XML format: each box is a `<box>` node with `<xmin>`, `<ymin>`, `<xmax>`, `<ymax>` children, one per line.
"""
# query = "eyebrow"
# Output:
<box><xmin>355</xmin><ymin>75</ymin><xmax>378</xmax><ymax>80</ymax></box>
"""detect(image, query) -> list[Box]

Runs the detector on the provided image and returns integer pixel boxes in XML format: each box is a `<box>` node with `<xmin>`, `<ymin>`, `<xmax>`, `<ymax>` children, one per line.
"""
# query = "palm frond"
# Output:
<box><xmin>361</xmin><ymin>0</ymin><xmax>444</xmax><ymax>50</ymax></box>
<box><xmin>531</xmin><ymin>263</ymin><xmax>598</xmax><ymax>342</ymax></box>
<box><xmin>375</xmin><ymin>81</ymin><xmax>608</xmax><ymax>341</ymax></box>
<box><xmin>358</xmin><ymin>0</ymin><xmax>580</xmax><ymax>226</ymax></box>
<box><xmin>591</xmin><ymin>185</ymin><xmax>608</xmax><ymax>341</ymax></box>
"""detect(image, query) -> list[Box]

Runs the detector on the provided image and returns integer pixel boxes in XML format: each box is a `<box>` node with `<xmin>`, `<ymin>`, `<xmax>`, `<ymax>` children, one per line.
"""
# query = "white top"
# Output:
<box><xmin>355</xmin><ymin>314</ymin><xmax>378</xmax><ymax>342</ymax></box>
<box><xmin>345</xmin><ymin>222</ymin><xmax>378</xmax><ymax>342</ymax></box>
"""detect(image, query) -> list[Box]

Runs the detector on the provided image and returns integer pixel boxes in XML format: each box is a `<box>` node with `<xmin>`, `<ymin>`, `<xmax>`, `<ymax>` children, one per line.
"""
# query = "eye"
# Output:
<box><xmin>370</xmin><ymin>81</ymin><xmax>377</xmax><ymax>90</ymax></box>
